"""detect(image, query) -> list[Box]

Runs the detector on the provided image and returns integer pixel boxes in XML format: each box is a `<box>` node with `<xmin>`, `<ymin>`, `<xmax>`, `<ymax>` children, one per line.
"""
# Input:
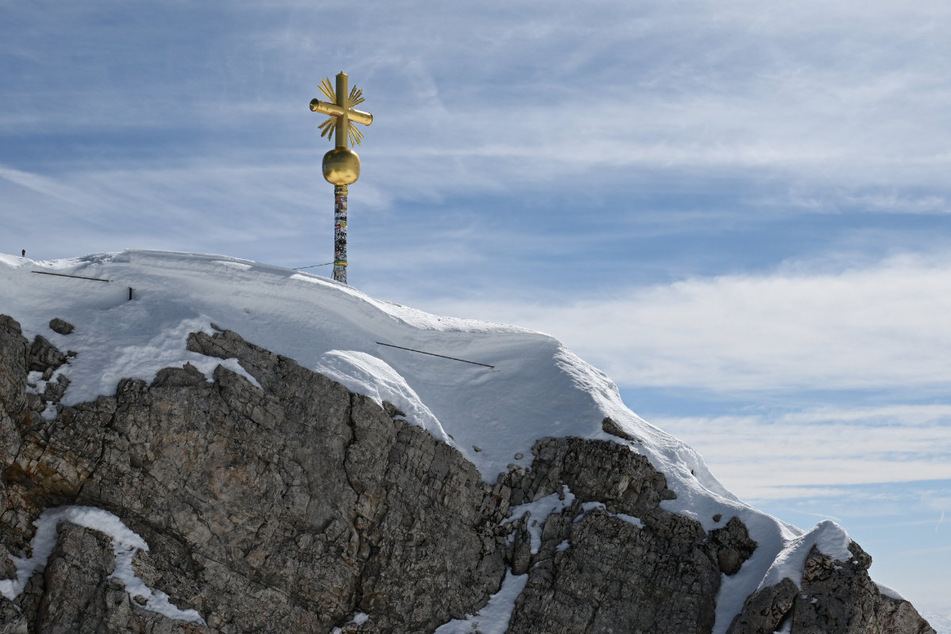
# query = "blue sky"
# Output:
<box><xmin>2</xmin><ymin>0</ymin><xmax>950</xmax><ymax>623</ymax></box>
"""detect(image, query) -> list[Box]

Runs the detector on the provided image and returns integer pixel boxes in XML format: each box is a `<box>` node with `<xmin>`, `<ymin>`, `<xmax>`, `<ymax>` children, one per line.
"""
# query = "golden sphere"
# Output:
<box><xmin>322</xmin><ymin>147</ymin><xmax>361</xmax><ymax>185</ymax></box>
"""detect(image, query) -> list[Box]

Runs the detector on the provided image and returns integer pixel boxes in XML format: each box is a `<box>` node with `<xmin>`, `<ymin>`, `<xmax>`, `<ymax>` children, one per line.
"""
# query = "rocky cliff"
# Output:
<box><xmin>0</xmin><ymin>313</ymin><xmax>935</xmax><ymax>633</ymax></box>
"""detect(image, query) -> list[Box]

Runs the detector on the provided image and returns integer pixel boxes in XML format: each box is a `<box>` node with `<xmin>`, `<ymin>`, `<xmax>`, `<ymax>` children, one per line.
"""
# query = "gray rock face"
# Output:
<box><xmin>729</xmin><ymin>544</ymin><xmax>936</xmax><ymax>634</ymax></box>
<box><xmin>0</xmin><ymin>315</ymin><xmax>936</xmax><ymax>633</ymax></box>
<box><xmin>498</xmin><ymin>437</ymin><xmax>753</xmax><ymax>634</ymax></box>
<box><xmin>2</xmin><ymin>320</ymin><xmax>508</xmax><ymax>632</ymax></box>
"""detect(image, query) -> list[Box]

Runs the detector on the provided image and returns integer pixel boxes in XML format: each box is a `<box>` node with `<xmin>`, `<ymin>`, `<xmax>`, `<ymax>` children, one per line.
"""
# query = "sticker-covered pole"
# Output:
<box><xmin>309</xmin><ymin>71</ymin><xmax>373</xmax><ymax>285</ymax></box>
<box><xmin>333</xmin><ymin>184</ymin><xmax>348</xmax><ymax>283</ymax></box>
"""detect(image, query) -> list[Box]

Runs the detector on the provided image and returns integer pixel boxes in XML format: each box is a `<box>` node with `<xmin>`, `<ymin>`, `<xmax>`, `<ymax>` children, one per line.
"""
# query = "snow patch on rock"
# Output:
<box><xmin>0</xmin><ymin>506</ymin><xmax>204</xmax><ymax>624</ymax></box>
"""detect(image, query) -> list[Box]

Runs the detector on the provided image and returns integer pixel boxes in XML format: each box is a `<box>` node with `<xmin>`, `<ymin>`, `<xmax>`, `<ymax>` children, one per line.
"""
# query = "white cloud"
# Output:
<box><xmin>424</xmin><ymin>255</ymin><xmax>951</xmax><ymax>395</ymax></box>
<box><xmin>0</xmin><ymin>167</ymin><xmax>106</xmax><ymax>210</ymax></box>
<box><xmin>649</xmin><ymin>406</ymin><xmax>951</xmax><ymax>501</ymax></box>
<box><xmin>0</xmin><ymin>161</ymin><xmax>331</xmax><ymax>260</ymax></box>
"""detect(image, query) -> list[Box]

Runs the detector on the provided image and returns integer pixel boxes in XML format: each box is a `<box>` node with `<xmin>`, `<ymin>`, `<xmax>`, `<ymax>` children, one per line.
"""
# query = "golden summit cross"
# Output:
<box><xmin>309</xmin><ymin>72</ymin><xmax>374</xmax><ymax>284</ymax></box>
<box><xmin>310</xmin><ymin>72</ymin><xmax>373</xmax><ymax>150</ymax></box>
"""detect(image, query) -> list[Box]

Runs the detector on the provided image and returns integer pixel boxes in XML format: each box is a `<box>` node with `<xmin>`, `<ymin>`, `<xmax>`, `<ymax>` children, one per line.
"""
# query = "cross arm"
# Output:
<box><xmin>309</xmin><ymin>99</ymin><xmax>374</xmax><ymax>127</ymax></box>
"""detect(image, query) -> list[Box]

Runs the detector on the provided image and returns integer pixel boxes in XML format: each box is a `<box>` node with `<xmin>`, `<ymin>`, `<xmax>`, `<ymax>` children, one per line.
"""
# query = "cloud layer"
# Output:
<box><xmin>652</xmin><ymin>405</ymin><xmax>951</xmax><ymax>501</ymax></box>
<box><xmin>425</xmin><ymin>254</ymin><xmax>951</xmax><ymax>395</ymax></box>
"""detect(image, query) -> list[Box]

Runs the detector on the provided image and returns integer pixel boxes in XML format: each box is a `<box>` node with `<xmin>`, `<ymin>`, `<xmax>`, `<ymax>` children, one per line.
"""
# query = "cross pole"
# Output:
<box><xmin>309</xmin><ymin>71</ymin><xmax>373</xmax><ymax>284</ymax></box>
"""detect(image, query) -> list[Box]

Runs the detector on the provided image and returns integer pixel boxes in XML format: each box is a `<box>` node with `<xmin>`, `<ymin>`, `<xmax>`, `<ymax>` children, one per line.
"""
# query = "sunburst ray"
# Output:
<box><xmin>318</xmin><ymin>117</ymin><xmax>336</xmax><ymax>139</ymax></box>
<box><xmin>319</xmin><ymin>77</ymin><xmax>335</xmax><ymax>102</ymax></box>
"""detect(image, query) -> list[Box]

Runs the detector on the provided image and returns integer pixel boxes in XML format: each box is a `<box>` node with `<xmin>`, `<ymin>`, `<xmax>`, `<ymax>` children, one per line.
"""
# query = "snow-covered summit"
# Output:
<box><xmin>0</xmin><ymin>249</ymin><xmax>872</xmax><ymax>632</ymax></box>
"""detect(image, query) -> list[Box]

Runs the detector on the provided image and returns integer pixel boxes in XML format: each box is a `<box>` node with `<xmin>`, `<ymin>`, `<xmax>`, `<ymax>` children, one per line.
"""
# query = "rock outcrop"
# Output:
<box><xmin>728</xmin><ymin>543</ymin><xmax>936</xmax><ymax>634</ymax></box>
<box><xmin>0</xmin><ymin>315</ymin><xmax>936</xmax><ymax>633</ymax></box>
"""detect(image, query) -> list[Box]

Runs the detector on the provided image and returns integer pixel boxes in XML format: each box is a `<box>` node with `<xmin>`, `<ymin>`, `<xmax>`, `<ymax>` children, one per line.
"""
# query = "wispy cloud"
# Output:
<box><xmin>425</xmin><ymin>254</ymin><xmax>951</xmax><ymax>395</ymax></box>
<box><xmin>648</xmin><ymin>406</ymin><xmax>951</xmax><ymax>501</ymax></box>
<box><xmin>1</xmin><ymin>161</ymin><xmax>326</xmax><ymax>258</ymax></box>
<box><xmin>7</xmin><ymin>0</ymin><xmax>951</xmax><ymax>198</ymax></box>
